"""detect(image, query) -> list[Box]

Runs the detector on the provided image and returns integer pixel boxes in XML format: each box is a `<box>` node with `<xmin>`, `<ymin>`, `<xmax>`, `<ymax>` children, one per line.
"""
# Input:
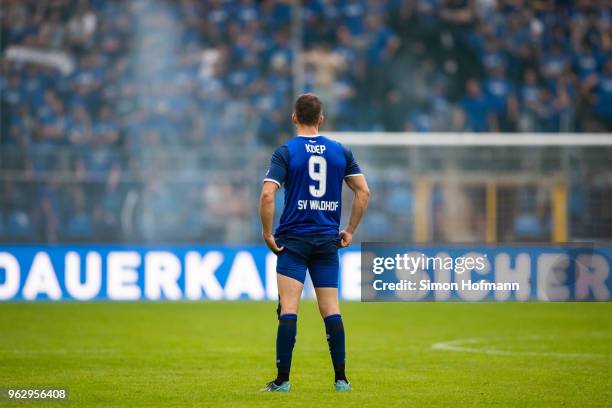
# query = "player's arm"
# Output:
<box><xmin>340</xmin><ymin>145</ymin><xmax>369</xmax><ymax>247</ymax></box>
<box><xmin>260</xmin><ymin>181</ymin><xmax>284</xmax><ymax>254</ymax></box>
<box><xmin>341</xmin><ymin>174</ymin><xmax>370</xmax><ymax>248</ymax></box>
<box><xmin>259</xmin><ymin>146</ymin><xmax>288</xmax><ymax>254</ymax></box>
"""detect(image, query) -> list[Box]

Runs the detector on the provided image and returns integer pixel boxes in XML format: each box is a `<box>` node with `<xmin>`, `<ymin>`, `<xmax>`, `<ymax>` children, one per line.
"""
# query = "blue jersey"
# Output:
<box><xmin>264</xmin><ymin>135</ymin><xmax>362</xmax><ymax>236</ymax></box>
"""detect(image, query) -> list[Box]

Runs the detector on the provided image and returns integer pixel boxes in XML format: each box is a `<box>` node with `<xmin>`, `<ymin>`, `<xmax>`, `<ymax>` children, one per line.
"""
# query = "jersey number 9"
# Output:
<box><xmin>308</xmin><ymin>155</ymin><xmax>327</xmax><ymax>198</ymax></box>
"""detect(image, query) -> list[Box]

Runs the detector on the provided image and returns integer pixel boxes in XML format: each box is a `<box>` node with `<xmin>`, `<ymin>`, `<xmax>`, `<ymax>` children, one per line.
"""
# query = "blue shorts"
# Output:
<box><xmin>275</xmin><ymin>234</ymin><xmax>340</xmax><ymax>288</ymax></box>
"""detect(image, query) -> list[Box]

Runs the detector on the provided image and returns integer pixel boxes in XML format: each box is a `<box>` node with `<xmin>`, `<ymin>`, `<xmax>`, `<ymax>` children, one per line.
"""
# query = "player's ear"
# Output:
<box><xmin>291</xmin><ymin>112</ymin><xmax>298</xmax><ymax>125</ymax></box>
<box><xmin>319</xmin><ymin>114</ymin><xmax>325</xmax><ymax>126</ymax></box>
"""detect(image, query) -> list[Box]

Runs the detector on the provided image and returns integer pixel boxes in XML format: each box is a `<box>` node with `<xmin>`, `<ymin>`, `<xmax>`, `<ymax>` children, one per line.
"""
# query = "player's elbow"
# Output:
<box><xmin>358</xmin><ymin>185</ymin><xmax>371</xmax><ymax>201</ymax></box>
<box><xmin>260</xmin><ymin>190</ymin><xmax>275</xmax><ymax>205</ymax></box>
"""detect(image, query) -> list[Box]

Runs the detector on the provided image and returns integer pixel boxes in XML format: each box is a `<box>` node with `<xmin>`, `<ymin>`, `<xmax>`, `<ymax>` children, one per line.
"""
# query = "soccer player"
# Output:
<box><xmin>259</xmin><ymin>94</ymin><xmax>370</xmax><ymax>392</ymax></box>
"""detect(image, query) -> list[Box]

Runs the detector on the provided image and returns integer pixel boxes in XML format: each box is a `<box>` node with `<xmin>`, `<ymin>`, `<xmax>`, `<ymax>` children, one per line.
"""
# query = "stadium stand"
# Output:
<box><xmin>1</xmin><ymin>0</ymin><xmax>611</xmax><ymax>243</ymax></box>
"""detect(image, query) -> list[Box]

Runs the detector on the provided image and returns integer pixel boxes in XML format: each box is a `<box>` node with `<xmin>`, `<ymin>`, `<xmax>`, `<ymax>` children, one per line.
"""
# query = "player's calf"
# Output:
<box><xmin>275</xmin><ymin>314</ymin><xmax>297</xmax><ymax>384</ymax></box>
<box><xmin>324</xmin><ymin>314</ymin><xmax>348</xmax><ymax>385</ymax></box>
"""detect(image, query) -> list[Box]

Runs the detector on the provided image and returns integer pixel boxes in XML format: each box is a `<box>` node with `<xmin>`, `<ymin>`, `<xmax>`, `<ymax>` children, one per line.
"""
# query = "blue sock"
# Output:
<box><xmin>275</xmin><ymin>313</ymin><xmax>297</xmax><ymax>385</ymax></box>
<box><xmin>324</xmin><ymin>314</ymin><xmax>347</xmax><ymax>382</ymax></box>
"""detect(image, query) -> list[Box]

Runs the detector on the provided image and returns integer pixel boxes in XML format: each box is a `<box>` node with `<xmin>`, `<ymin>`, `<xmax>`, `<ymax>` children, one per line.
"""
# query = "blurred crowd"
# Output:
<box><xmin>306</xmin><ymin>0</ymin><xmax>612</xmax><ymax>133</ymax></box>
<box><xmin>1</xmin><ymin>0</ymin><xmax>611</xmax><ymax>243</ymax></box>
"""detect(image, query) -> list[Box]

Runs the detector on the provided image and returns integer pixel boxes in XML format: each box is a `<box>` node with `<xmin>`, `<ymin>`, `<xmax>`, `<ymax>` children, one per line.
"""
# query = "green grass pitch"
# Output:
<box><xmin>0</xmin><ymin>301</ymin><xmax>610</xmax><ymax>407</ymax></box>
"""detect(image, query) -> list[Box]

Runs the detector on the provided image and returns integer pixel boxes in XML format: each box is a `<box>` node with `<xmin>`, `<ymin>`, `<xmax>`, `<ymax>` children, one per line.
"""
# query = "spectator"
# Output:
<box><xmin>481</xmin><ymin>65</ymin><xmax>518</xmax><ymax>131</ymax></box>
<box><xmin>582</xmin><ymin>58</ymin><xmax>612</xmax><ymax>131</ymax></box>
<box><xmin>458</xmin><ymin>78</ymin><xmax>496</xmax><ymax>132</ymax></box>
<box><xmin>92</xmin><ymin>105</ymin><xmax>119</xmax><ymax>145</ymax></box>
<box><xmin>68</xmin><ymin>104</ymin><xmax>93</xmax><ymax>144</ymax></box>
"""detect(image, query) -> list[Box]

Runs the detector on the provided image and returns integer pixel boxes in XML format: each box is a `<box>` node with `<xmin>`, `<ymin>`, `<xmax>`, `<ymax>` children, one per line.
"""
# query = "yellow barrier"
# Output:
<box><xmin>552</xmin><ymin>181</ymin><xmax>568</xmax><ymax>243</ymax></box>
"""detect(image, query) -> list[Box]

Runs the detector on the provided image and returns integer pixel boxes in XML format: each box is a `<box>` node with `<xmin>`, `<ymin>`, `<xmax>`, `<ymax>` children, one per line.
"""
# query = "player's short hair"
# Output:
<box><xmin>294</xmin><ymin>93</ymin><xmax>323</xmax><ymax>126</ymax></box>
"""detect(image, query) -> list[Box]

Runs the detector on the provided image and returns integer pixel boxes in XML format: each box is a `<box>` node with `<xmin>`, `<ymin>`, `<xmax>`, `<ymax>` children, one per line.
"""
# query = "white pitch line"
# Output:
<box><xmin>431</xmin><ymin>335</ymin><xmax>612</xmax><ymax>359</ymax></box>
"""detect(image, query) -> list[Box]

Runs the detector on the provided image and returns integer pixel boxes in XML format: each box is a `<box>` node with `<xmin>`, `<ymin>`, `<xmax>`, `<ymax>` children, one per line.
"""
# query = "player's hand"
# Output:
<box><xmin>263</xmin><ymin>233</ymin><xmax>284</xmax><ymax>255</ymax></box>
<box><xmin>339</xmin><ymin>230</ymin><xmax>353</xmax><ymax>248</ymax></box>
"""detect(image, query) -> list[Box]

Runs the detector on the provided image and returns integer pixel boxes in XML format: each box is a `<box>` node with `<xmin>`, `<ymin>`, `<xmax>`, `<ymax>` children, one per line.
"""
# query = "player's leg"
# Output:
<box><xmin>314</xmin><ymin>286</ymin><xmax>349</xmax><ymax>389</ymax></box>
<box><xmin>315</xmin><ymin>286</ymin><xmax>340</xmax><ymax>316</ymax></box>
<box><xmin>277</xmin><ymin>273</ymin><xmax>303</xmax><ymax>314</ymax></box>
<box><xmin>262</xmin><ymin>249</ymin><xmax>306</xmax><ymax>392</ymax></box>
<box><xmin>309</xmin><ymin>249</ymin><xmax>351</xmax><ymax>391</ymax></box>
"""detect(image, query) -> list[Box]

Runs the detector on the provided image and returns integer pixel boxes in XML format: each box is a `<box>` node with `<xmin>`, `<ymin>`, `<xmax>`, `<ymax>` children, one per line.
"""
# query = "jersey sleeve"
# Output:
<box><xmin>263</xmin><ymin>145</ymin><xmax>289</xmax><ymax>187</ymax></box>
<box><xmin>343</xmin><ymin>145</ymin><xmax>362</xmax><ymax>178</ymax></box>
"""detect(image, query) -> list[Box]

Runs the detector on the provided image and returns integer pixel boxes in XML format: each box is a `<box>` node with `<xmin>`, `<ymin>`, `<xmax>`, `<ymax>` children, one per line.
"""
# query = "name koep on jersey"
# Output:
<box><xmin>297</xmin><ymin>199</ymin><xmax>339</xmax><ymax>211</ymax></box>
<box><xmin>297</xmin><ymin>142</ymin><xmax>338</xmax><ymax>211</ymax></box>
<box><xmin>305</xmin><ymin>144</ymin><xmax>326</xmax><ymax>154</ymax></box>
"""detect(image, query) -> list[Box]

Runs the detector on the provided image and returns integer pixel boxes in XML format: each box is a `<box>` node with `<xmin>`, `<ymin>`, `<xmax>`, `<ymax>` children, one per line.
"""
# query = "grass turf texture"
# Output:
<box><xmin>0</xmin><ymin>302</ymin><xmax>610</xmax><ymax>407</ymax></box>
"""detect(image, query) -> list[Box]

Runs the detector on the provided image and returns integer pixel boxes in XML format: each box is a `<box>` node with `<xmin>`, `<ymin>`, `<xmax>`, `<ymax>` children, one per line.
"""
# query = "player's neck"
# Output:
<box><xmin>295</xmin><ymin>125</ymin><xmax>319</xmax><ymax>136</ymax></box>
